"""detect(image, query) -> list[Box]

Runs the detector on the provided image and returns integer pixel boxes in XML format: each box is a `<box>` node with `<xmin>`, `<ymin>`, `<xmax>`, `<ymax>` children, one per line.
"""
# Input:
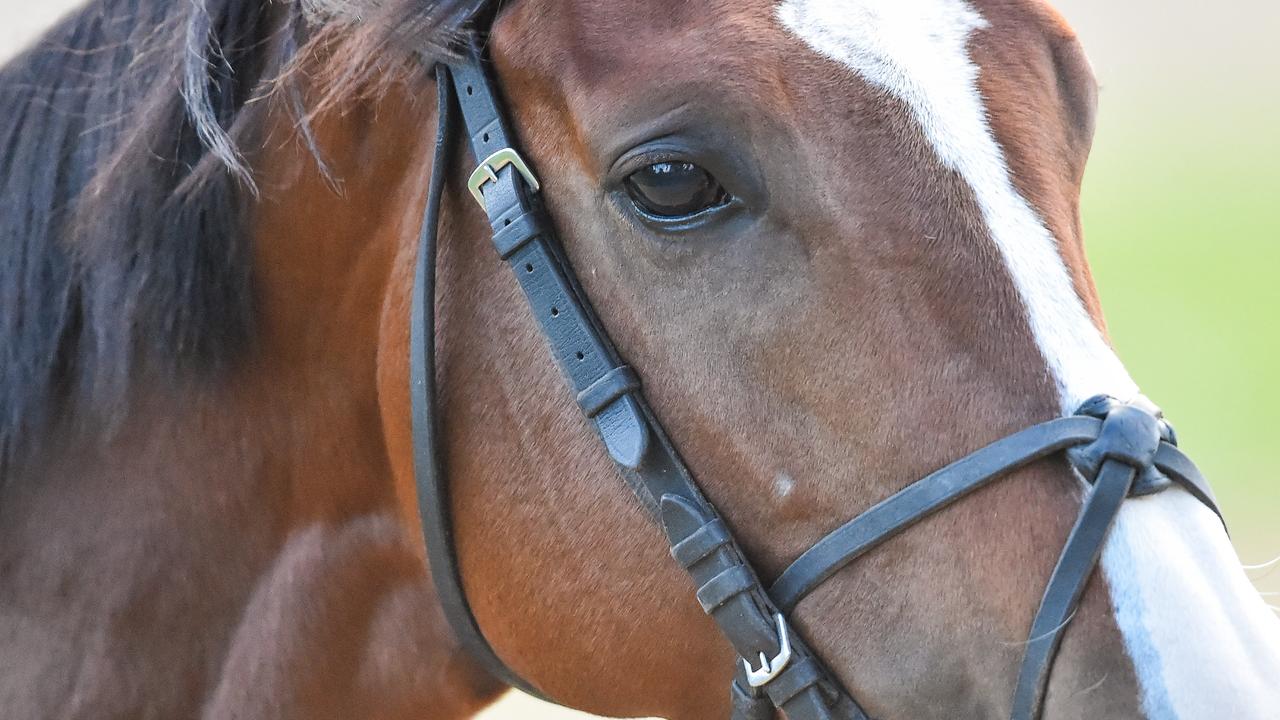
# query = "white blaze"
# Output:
<box><xmin>776</xmin><ymin>0</ymin><xmax>1280</xmax><ymax>717</ymax></box>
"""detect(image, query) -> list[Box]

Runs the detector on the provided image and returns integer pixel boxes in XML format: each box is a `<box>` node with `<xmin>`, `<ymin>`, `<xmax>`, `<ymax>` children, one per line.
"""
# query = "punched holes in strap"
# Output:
<box><xmin>576</xmin><ymin>366</ymin><xmax>641</xmax><ymax>418</ymax></box>
<box><xmin>491</xmin><ymin>207</ymin><xmax>543</xmax><ymax>260</ymax></box>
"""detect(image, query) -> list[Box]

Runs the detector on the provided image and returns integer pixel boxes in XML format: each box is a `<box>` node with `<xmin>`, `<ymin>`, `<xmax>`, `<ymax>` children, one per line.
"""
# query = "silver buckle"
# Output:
<box><xmin>743</xmin><ymin>614</ymin><xmax>793</xmax><ymax>688</ymax></box>
<box><xmin>467</xmin><ymin>148</ymin><xmax>541</xmax><ymax>210</ymax></box>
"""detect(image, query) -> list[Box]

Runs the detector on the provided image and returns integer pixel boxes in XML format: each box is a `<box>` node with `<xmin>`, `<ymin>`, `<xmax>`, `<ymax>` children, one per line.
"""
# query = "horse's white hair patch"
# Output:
<box><xmin>776</xmin><ymin>0</ymin><xmax>1131</xmax><ymax>413</ymax></box>
<box><xmin>776</xmin><ymin>0</ymin><xmax>1280</xmax><ymax>715</ymax></box>
<box><xmin>773</xmin><ymin>472</ymin><xmax>797</xmax><ymax>500</ymax></box>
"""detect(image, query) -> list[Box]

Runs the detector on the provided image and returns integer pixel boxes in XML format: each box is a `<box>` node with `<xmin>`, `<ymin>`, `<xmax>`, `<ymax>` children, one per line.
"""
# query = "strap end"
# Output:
<box><xmin>594</xmin><ymin>394</ymin><xmax>649</xmax><ymax>469</ymax></box>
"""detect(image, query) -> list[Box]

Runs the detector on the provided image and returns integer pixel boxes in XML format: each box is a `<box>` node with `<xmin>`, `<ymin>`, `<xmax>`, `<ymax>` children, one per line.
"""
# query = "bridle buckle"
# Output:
<box><xmin>743</xmin><ymin>614</ymin><xmax>793</xmax><ymax>688</ymax></box>
<box><xmin>467</xmin><ymin>148</ymin><xmax>540</xmax><ymax>209</ymax></box>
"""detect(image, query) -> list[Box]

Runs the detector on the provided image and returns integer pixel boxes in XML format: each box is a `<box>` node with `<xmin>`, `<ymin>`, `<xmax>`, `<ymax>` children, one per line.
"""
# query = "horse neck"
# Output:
<box><xmin>232</xmin><ymin>85</ymin><xmax>438</xmax><ymax>525</ymax></box>
<box><xmin>0</xmin><ymin>75</ymin><xmax>525</xmax><ymax>719</ymax></box>
<box><xmin>17</xmin><ymin>86</ymin><xmax>439</xmax><ymax>524</ymax></box>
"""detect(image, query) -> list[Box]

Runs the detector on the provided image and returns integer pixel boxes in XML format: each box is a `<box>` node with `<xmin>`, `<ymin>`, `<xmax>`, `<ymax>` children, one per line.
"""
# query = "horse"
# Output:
<box><xmin>1</xmin><ymin>0</ymin><xmax>1277</xmax><ymax>718</ymax></box>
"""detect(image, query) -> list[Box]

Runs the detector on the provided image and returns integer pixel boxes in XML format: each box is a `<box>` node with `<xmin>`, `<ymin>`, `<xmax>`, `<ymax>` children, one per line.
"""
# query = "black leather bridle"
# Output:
<box><xmin>409</xmin><ymin>34</ymin><xmax>1224</xmax><ymax>720</ymax></box>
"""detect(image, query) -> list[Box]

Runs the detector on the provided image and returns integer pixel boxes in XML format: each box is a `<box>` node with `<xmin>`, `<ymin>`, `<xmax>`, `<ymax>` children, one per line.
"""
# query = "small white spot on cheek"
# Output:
<box><xmin>773</xmin><ymin>472</ymin><xmax>796</xmax><ymax>500</ymax></box>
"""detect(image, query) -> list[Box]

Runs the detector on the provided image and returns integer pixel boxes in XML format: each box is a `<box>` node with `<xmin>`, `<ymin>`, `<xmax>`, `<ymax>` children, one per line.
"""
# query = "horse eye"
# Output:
<box><xmin>623</xmin><ymin>162</ymin><xmax>729</xmax><ymax>219</ymax></box>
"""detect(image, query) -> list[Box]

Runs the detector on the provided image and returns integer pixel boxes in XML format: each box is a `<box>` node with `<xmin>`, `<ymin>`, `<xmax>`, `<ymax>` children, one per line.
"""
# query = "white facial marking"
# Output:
<box><xmin>777</xmin><ymin>0</ymin><xmax>1130</xmax><ymax>413</ymax></box>
<box><xmin>777</xmin><ymin>0</ymin><xmax>1280</xmax><ymax>716</ymax></box>
<box><xmin>774</xmin><ymin>472</ymin><xmax>796</xmax><ymax>500</ymax></box>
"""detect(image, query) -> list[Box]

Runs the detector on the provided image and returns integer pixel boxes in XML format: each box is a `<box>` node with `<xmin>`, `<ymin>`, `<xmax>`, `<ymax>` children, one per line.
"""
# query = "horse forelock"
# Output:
<box><xmin>0</xmin><ymin>0</ymin><xmax>479</xmax><ymax>473</ymax></box>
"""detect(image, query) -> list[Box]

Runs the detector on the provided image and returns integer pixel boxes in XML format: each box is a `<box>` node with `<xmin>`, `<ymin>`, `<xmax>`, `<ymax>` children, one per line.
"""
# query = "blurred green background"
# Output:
<box><xmin>2</xmin><ymin>1</ymin><xmax>1275</xmax><ymax>718</ymax></box>
<box><xmin>1066</xmin><ymin>0</ymin><xmax>1279</xmax><ymax>584</ymax></box>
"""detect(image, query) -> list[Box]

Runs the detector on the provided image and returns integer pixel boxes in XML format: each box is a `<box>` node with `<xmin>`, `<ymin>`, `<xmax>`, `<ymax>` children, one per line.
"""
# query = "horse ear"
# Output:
<box><xmin>1047</xmin><ymin>30</ymin><xmax>1099</xmax><ymax>160</ymax></box>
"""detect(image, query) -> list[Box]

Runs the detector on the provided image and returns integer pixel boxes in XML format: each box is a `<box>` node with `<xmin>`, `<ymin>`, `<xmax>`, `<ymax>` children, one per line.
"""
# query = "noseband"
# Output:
<box><xmin>409</xmin><ymin>35</ymin><xmax>1223</xmax><ymax>720</ymax></box>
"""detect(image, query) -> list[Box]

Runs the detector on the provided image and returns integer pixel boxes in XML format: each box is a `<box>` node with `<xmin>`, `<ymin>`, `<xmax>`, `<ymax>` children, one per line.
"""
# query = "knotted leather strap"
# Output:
<box><xmin>1008</xmin><ymin>402</ymin><xmax>1211</xmax><ymax>720</ymax></box>
<box><xmin>770</xmin><ymin>417</ymin><xmax>1099</xmax><ymax>612</ymax></box>
<box><xmin>766</xmin><ymin>397</ymin><xmax>1220</xmax><ymax>720</ymax></box>
<box><xmin>771</xmin><ymin>413</ymin><xmax>1221</xmax><ymax>614</ymax></box>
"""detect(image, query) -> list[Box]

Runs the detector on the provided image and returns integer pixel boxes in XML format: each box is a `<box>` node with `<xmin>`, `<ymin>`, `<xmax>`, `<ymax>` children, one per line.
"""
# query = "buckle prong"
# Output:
<box><xmin>743</xmin><ymin>614</ymin><xmax>793</xmax><ymax>688</ymax></box>
<box><xmin>467</xmin><ymin>148</ymin><xmax>540</xmax><ymax>210</ymax></box>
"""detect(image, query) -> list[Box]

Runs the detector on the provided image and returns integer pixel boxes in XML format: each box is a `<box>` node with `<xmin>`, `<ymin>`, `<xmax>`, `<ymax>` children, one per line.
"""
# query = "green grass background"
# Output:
<box><xmin>1068</xmin><ymin>0</ymin><xmax>1279</xmax><ymax>594</ymax></box>
<box><xmin>1085</xmin><ymin>107</ymin><xmax>1279</xmax><ymax>574</ymax></box>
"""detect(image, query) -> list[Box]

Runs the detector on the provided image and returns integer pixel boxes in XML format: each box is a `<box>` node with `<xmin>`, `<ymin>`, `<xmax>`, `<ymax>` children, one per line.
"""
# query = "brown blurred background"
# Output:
<box><xmin>2</xmin><ymin>1</ymin><xmax>1275</xmax><ymax>718</ymax></box>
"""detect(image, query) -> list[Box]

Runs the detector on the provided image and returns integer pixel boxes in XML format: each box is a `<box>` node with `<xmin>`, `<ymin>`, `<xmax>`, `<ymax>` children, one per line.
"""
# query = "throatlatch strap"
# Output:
<box><xmin>410</xmin><ymin>64</ymin><xmax>547</xmax><ymax>699</ymax></box>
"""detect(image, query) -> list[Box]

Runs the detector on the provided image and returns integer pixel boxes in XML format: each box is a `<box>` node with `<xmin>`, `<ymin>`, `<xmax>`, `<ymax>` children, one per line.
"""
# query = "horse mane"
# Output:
<box><xmin>0</xmin><ymin>0</ymin><xmax>482</xmax><ymax>471</ymax></box>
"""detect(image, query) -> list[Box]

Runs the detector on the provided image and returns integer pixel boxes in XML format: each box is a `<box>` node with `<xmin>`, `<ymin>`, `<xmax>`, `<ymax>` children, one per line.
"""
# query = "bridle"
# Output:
<box><xmin>408</xmin><ymin>32</ymin><xmax>1224</xmax><ymax>720</ymax></box>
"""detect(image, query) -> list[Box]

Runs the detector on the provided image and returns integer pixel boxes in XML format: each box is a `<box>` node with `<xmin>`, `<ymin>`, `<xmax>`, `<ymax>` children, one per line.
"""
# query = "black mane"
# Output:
<box><xmin>0</xmin><ymin>0</ymin><xmax>480</xmax><ymax>471</ymax></box>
